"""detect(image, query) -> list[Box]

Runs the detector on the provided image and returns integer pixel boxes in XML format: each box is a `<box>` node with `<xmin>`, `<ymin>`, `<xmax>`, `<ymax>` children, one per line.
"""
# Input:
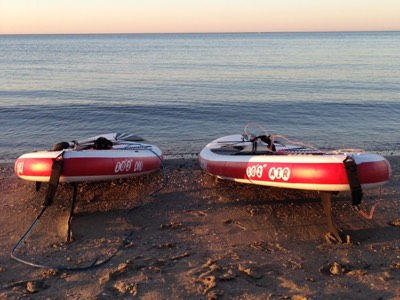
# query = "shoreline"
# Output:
<box><xmin>1</xmin><ymin>156</ymin><xmax>399</xmax><ymax>299</ymax></box>
<box><xmin>3</xmin><ymin>149</ymin><xmax>400</xmax><ymax>164</ymax></box>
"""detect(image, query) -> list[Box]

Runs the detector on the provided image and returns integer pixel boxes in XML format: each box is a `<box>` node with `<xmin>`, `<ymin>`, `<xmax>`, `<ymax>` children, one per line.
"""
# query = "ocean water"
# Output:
<box><xmin>1</xmin><ymin>32</ymin><xmax>399</xmax><ymax>162</ymax></box>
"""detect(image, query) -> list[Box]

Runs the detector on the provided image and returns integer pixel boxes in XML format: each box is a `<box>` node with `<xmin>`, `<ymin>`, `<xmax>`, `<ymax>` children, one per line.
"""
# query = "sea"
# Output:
<box><xmin>1</xmin><ymin>32</ymin><xmax>399</xmax><ymax>163</ymax></box>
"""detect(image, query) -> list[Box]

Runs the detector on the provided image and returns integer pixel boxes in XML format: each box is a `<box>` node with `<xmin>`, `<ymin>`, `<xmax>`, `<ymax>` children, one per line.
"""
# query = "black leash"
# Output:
<box><xmin>10</xmin><ymin>148</ymin><xmax>167</xmax><ymax>271</ymax></box>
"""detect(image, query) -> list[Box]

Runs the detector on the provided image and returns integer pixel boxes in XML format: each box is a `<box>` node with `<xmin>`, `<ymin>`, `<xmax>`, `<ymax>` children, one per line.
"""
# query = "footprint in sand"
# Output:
<box><xmin>224</xmin><ymin>219</ymin><xmax>247</xmax><ymax>230</ymax></box>
<box><xmin>160</xmin><ymin>222</ymin><xmax>183</xmax><ymax>230</ymax></box>
<box><xmin>185</xmin><ymin>210</ymin><xmax>207</xmax><ymax>217</ymax></box>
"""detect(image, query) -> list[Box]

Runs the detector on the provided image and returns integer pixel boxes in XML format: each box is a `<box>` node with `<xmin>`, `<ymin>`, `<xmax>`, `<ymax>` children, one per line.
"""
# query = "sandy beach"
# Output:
<box><xmin>0</xmin><ymin>155</ymin><xmax>399</xmax><ymax>299</ymax></box>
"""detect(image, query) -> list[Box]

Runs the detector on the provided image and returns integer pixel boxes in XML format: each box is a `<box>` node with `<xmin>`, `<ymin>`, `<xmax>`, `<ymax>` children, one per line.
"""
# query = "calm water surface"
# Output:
<box><xmin>1</xmin><ymin>32</ymin><xmax>399</xmax><ymax>162</ymax></box>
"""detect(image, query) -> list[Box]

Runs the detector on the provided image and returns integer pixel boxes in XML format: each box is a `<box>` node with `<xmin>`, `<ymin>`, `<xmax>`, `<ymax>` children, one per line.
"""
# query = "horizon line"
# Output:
<box><xmin>1</xmin><ymin>29</ymin><xmax>400</xmax><ymax>36</ymax></box>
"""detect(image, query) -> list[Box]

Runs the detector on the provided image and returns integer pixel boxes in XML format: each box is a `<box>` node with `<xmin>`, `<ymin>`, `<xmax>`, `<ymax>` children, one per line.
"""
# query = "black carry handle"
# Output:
<box><xmin>343</xmin><ymin>156</ymin><xmax>363</xmax><ymax>206</ymax></box>
<box><xmin>43</xmin><ymin>154</ymin><xmax>64</xmax><ymax>207</ymax></box>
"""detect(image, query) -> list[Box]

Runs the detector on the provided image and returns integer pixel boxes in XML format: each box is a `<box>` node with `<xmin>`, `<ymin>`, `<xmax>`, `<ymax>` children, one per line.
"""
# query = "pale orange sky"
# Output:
<box><xmin>1</xmin><ymin>0</ymin><xmax>399</xmax><ymax>34</ymax></box>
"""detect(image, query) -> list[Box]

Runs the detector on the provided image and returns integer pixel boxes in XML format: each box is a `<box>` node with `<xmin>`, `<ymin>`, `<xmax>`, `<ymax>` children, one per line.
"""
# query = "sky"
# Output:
<box><xmin>1</xmin><ymin>0</ymin><xmax>400</xmax><ymax>34</ymax></box>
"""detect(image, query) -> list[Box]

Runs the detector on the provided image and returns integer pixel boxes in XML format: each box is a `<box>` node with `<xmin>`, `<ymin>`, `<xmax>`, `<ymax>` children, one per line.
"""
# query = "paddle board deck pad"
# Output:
<box><xmin>199</xmin><ymin>134</ymin><xmax>391</xmax><ymax>193</ymax></box>
<box><xmin>14</xmin><ymin>133</ymin><xmax>163</xmax><ymax>183</ymax></box>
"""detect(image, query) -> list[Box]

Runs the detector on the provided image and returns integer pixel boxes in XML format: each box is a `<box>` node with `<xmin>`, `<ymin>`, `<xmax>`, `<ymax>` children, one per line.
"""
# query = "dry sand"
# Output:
<box><xmin>0</xmin><ymin>155</ymin><xmax>399</xmax><ymax>299</ymax></box>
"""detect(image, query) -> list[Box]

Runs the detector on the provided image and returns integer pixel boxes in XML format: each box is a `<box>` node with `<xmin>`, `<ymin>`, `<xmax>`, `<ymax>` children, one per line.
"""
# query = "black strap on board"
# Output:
<box><xmin>343</xmin><ymin>156</ymin><xmax>363</xmax><ymax>206</ymax></box>
<box><xmin>43</xmin><ymin>153</ymin><xmax>64</xmax><ymax>207</ymax></box>
<box><xmin>257</xmin><ymin>135</ymin><xmax>276</xmax><ymax>152</ymax></box>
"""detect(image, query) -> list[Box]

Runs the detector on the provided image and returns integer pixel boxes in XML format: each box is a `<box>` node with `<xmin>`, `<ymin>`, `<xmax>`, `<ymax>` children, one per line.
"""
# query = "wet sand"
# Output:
<box><xmin>0</xmin><ymin>155</ymin><xmax>399</xmax><ymax>299</ymax></box>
